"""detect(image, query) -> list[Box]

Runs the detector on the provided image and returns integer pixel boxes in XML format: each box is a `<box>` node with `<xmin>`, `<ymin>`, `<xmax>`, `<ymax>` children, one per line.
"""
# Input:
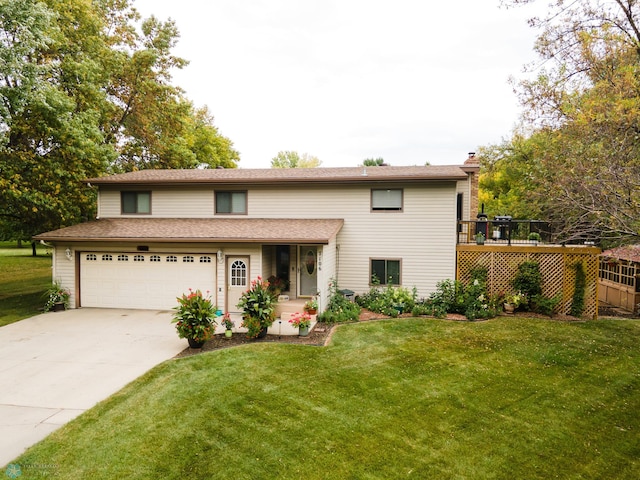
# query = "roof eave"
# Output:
<box><xmin>34</xmin><ymin>235</ymin><xmax>334</xmax><ymax>245</ymax></box>
<box><xmin>86</xmin><ymin>175</ymin><xmax>468</xmax><ymax>187</ymax></box>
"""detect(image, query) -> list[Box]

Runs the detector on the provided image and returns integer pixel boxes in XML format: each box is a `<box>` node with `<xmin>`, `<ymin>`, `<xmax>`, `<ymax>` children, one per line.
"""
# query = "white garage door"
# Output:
<box><xmin>80</xmin><ymin>252</ymin><xmax>217</xmax><ymax>310</ymax></box>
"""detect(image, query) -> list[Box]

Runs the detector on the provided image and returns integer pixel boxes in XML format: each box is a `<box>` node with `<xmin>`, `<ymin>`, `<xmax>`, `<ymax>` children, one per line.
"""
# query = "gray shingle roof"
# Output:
<box><xmin>87</xmin><ymin>165</ymin><xmax>469</xmax><ymax>185</ymax></box>
<box><xmin>34</xmin><ymin>218</ymin><xmax>344</xmax><ymax>244</ymax></box>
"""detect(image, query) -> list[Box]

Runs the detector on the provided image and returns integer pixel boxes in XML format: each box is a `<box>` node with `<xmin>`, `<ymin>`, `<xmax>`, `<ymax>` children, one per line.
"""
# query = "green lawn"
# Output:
<box><xmin>13</xmin><ymin>318</ymin><xmax>640</xmax><ymax>479</ymax></box>
<box><xmin>0</xmin><ymin>241</ymin><xmax>52</xmax><ymax>326</ymax></box>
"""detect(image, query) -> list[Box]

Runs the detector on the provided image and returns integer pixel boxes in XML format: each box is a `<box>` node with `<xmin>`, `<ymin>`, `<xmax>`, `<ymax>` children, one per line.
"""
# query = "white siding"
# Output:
<box><xmin>99</xmin><ymin>188</ymin><xmax>214</xmax><ymax>218</ymax></box>
<box><xmin>245</xmin><ymin>183</ymin><xmax>457</xmax><ymax>298</ymax></box>
<box><xmin>88</xmin><ymin>178</ymin><xmax>467</xmax><ymax>302</ymax></box>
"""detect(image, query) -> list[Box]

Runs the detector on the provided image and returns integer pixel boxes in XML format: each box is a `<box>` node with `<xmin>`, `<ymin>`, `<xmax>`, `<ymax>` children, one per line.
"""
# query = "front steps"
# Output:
<box><xmin>216</xmin><ymin>298</ymin><xmax>317</xmax><ymax>336</ymax></box>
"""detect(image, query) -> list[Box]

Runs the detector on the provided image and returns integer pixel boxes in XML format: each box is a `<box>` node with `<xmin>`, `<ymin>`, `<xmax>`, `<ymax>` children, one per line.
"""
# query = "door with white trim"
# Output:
<box><xmin>299</xmin><ymin>246</ymin><xmax>318</xmax><ymax>297</ymax></box>
<box><xmin>226</xmin><ymin>256</ymin><xmax>249</xmax><ymax>314</ymax></box>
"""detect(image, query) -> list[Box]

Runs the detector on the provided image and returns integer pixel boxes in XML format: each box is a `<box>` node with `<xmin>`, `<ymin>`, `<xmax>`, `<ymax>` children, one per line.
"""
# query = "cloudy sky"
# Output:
<box><xmin>134</xmin><ymin>0</ymin><xmax>545</xmax><ymax>168</ymax></box>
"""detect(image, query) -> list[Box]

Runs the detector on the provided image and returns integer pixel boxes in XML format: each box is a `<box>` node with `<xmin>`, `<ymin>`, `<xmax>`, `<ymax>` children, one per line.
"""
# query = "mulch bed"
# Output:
<box><xmin>174</xmin><ymin>307</ymin><xmax>636</xmax><ymax>358</ymax></box>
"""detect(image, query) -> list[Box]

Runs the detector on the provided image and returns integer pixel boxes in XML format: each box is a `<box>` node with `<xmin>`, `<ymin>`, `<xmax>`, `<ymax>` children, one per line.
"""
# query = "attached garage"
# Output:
<box><xmin>34</xmin><ymin>217</ymin><xmax>344</xmax><ymax>311</ymax></box>
<box><xmin>80</xmin><ymin>252</ymin><xmax>217</xmax><ymax>310</ymax></box>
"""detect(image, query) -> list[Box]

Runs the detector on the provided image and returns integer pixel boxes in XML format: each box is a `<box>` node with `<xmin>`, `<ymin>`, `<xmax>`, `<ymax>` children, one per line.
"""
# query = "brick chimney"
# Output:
<box><xmin>462</xmin><ymin>152</ymin><xmax>480</xmax><ymax>220</ymax></box>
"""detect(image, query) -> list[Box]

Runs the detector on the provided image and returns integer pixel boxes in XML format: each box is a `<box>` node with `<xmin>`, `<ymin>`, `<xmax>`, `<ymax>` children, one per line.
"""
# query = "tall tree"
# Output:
<box><xmin>0</xmin><ymin>0</ymin><xmax>239</xmax><ymax>244</ymax></box>
<box><xmin>502</xmin><ymin>0</ymin><xmax>640</xmax><ymax>244</ymax></box>
<box><xmin>271</xmin><ymin>151</ymin><xmax>322</xmax><ymax>168</ymax></box>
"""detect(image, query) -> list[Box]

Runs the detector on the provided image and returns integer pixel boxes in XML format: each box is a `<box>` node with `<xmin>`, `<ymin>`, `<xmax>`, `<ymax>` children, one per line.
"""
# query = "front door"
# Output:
<box><xmin>299</xmin><ymin>246</ymin><xmax>318</xmax><ymax>297</ymax></box>
<box><xmin>226</xmin><ymin>256</ymin><xmax>249</xmax><ymax>314</ymax></box>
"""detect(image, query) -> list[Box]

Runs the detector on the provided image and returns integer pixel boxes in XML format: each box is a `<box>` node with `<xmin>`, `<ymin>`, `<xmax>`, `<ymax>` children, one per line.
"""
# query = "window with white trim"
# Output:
<box><xmin>86</xmin><ymin>254</ymin><xmax>97</xmax><ymax>261</ymax></box>
<box><xmin>150</xmin><ymin>255</ymin><xmax>161</xmax><ymax>262</ymax></box>
<box><xmin>134</xmin><ymin>255</ymin><xmax>145</xmax><ymax>262</ymax></box>
<box><xmin>166</xmin><ymin>255</ymin><xmax>177</xmax><ymax>263</ymax></box>
<box><xmin>370</xmin><ymin>259</ymin><xmax>401</xmax><ymax>285</ymax></box>
<box><xmin>102</xmin><ymin>254</ymin><xmax>113</xmax><ymax>261</ymax></box>
<box><xmin>371</xmin><ymin>189</ymin><xmax>403</xmax><ymax>211</ymax></box>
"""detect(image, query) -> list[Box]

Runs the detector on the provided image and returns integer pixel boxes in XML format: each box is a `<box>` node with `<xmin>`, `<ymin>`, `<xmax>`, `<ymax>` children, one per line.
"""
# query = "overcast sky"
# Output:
<box><xmin>134</xmin><ymin>0</ymin><xmax>545</xmax><ymax>168</ymax></box>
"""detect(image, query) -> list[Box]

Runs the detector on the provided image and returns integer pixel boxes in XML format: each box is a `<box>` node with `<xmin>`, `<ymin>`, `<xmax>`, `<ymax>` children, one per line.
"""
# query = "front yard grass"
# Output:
<box><xmin>0</xmin><ymin>241</ymin><xmax>51</xmax><ymax>326</ymax></box>
<box><xmin>13</xmin><ymin>317</ymin><xmax>640</xmax><ymax>479</ymax></box>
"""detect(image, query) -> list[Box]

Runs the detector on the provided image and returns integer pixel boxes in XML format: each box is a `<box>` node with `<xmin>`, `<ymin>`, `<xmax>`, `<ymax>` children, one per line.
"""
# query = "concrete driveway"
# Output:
<box><xmin>0</xmin><ymin>308</ymin><xmax>186</xmax><ymax>468</ymax></box>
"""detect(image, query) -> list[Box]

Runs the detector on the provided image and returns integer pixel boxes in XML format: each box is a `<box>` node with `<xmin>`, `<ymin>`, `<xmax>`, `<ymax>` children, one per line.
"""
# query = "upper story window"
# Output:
<box><xmin>121</xmin><ymin>191</ymin><xmax>151</xmax><ymax>214</ymax></box>
<box><xmin>215</xmin><ymin>191</ymin><xmax>247</xmax><ymax>215</ymax></box>
<box><xmin>371</xmin><ymin>189</ymin><xmax>403</xmax><ymax>211</ymax></box>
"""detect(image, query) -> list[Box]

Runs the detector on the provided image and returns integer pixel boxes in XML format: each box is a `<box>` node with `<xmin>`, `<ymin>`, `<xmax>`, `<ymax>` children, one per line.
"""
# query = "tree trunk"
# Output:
<box><xmin>31</xmin><ymin>241</ymin><xmax>37</xmax><ymax>257</ymax></box>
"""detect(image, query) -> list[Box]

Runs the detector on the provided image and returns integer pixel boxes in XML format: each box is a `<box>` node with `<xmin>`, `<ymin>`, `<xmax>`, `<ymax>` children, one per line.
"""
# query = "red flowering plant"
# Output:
<box><xmin>220</xmin><ymin>312</ymin><xmax>234</xmax><ymax>331</ymax></box>
<box><xmin>172</xmin><ymin>289</ymin><xmax>218</xmax><ymax>342</ymax></box>
<box><xmin>237</xmin><ymin>276</ymin><xmax>276</xmax><ymax>338</ymax></box>
<box><xmin>288</xmin><ymin>311</ymin><xmax>311</xmax><ymax>329</ymax></box>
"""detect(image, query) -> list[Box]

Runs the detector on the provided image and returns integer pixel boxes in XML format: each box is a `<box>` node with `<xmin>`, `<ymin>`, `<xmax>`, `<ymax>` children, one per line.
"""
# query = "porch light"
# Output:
<box><xmin>217</xmin><ymin>249</ymin><xmax>224</xmax><ymax>264</ymax></box>
<box><xmin>65</xmin><ymin>247</ymin><xmax>72</xmax><ymax>261</ymax></box>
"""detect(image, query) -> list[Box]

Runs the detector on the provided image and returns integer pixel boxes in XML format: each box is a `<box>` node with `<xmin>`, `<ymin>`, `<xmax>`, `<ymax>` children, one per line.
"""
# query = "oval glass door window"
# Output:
<box><xmin>304</xmin><ymin>250</ymin><xmax>316</xmax><ymax>276</ymax></box>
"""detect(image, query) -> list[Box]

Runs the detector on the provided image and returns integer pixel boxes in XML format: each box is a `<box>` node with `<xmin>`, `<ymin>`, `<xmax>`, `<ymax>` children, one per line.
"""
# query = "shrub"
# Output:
<box><xmin>172</xmin><ymin>289</ymin><xmax>218</xmax><ymax>342</ymax></box>
<box><xmin>318</xmin><ymin>280</ymin><xmax>361</xmax><ymax>325</ymax></box>
<box><xmin>427</xmin><ymin>279</ymin><xmax>466</xmax><ymax>314</ymax></box>
<box><xmin>530</xmin><ymin>294</ymin><xmax>561</xmax><ymax>316</ymax></box>
<box><xmin>463</xmin><ymin>277</ymin><xmax>498</xmax><ymax>321</ymax></box>
<box><xmin>356</xmin><ymin>283</ymin><xmax>417</xmax><ymax>315</ymax></box>
<box><xmin>513</xmin><ymin>261</ymin><xmax>542</xmax><ymax>301</ymax></box>
<box><xmin>237</xmin><ymin>277</ymin><xmax>276</xmax><ymax>338</ymax></box>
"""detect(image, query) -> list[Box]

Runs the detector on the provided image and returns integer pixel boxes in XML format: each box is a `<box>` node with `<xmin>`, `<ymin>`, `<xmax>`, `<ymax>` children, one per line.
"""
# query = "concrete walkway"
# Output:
<box><xmin>0</xmin><ymin>308</ymin><xmax>186</xmax><ymax>468</ymax></box>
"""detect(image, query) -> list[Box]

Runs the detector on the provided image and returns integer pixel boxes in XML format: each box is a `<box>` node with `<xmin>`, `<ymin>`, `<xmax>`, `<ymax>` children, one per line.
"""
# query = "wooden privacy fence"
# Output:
<box><xmin>456</xmin><ymin>245</ymin><xmax>601</xmax><ymax>319</ymax></box>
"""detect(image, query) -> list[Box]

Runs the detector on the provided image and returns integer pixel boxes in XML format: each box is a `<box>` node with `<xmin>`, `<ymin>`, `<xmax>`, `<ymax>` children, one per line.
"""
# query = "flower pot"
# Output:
<box><xmin>503</xmin><ymin>303</ymin><xmax>515</xmax><ymax>314</ymax></box>
<box><xmin>299</xmin><ymin>325</ymin><xmax>310</xmax><ymax>337</ymax></box>
<box><xmin>305</xmin><ymin>309</ymin><xmax>317</xmax><ymax>315</ymax></box>
<box><xmin>257</xmin><ymin>326</ymin><xmax>268</xmax><ymax>339</ymax></box>
<box><xmin>225</xmin><ymin>329</ymin><xmax>232</xmax><ymax>338</ymax></box>
<box><xmin>52</xmin><ymin>302</ymin><xmax>66</xmax><ymax>312</ymax></box>
<box><xmin>188</xmin><ymin>338</ymin><xmax>205</xmax><ymax>348</ymax></box>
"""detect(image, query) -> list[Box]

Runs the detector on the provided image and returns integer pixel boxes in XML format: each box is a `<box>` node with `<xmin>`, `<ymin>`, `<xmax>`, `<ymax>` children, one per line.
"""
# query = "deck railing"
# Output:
<box><xmin>457</xmin><ymin>219</ymin><xmax>554</xmax><ymax>245</ymax></box>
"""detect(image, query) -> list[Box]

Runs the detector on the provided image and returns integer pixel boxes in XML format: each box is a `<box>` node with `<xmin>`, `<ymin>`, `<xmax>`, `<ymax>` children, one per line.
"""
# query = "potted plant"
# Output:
<box><xmin>303</xmin><ymin>299</ymin><xmax>318</xmax><ymax>315</ymax></box>
<box><xmin>220</xmin><ymin>312</ymin><xmax>234</xmax><ymax>338</ymax></box>
<box><xmin>43</xmin><ymin>281</ymin><xmax>70</xmax><ymax>312</ymax></box>
<box><xmin>288</xmin><ymin>311</ymin><xmax>312</xmax><ymax>336</ymax></box>
<box><xmin>237</xmin><ymin>276</ymin><xmax>276</xmax><ymax>338</ymax></box>
<box><xmin>475</xmin><ymin>232</ymin><xmax>486</xmax><ymax>245</ymax></box>
<box><xmin>504</xmin><ymin>291</ymin><xmax>526</xmax><ymax>314</ymax></box>
<box><xmin>172</xmin><ymin>289</ymin><xmax>218</xmax><ymax>348</ymax></box>
<box><xmin>528</xmin><ymin>232</ymin><xmax>542</xmax><ymax>244</ymax></box>
<box><xmin>267</xmin><ymin>275</ymin><xmax>289</xmax><ymax>296</ymax></box>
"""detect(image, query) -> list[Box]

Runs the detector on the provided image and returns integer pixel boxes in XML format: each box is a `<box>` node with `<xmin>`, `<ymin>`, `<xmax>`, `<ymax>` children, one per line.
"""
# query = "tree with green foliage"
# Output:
<box><xmin>271</xmin><ymin>151</ymin><xmax>321</xmax><ymax>168</ymax></box>
<box><xmin>363</xmin><ymin>158</ymin><xmax>385</xmax><ymax>166</ymax></box>
<box><xmin>0</xmin><ymin>0</ymin><xmax>239</xmax><ymax>245</ymax></box>
<box><xmin>500</xmin><ymin>0</ymin><xmax>640</xmax><ymax>245</ymax></box>
<box><xmin>478</xmin><ymin>132</ymin><xmax>546</xmax><ymax>220</ymax></box>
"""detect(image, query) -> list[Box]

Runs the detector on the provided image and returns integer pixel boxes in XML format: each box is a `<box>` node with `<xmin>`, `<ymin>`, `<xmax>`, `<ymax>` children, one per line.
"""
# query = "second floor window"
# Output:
<box><xmin>371</xmin><ymin>189</ymin><xmax>403</xmax><ymax>211</ymax></box>
<box><xmin>216</xmin><ymin>191</ymin><xmax>247</xmax><ymax>214</ymax></box>
<box><xmin>122</xmin><ymin>191</ymin><xmax>151</xmax><ymax>214</ymax></box>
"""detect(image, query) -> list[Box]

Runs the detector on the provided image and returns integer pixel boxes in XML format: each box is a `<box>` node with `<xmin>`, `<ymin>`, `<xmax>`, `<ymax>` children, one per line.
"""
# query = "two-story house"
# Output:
<box><xmin>34</xmin><ymin>161</ymin><xmax>480</xmax><ymax>316</ymax></box>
